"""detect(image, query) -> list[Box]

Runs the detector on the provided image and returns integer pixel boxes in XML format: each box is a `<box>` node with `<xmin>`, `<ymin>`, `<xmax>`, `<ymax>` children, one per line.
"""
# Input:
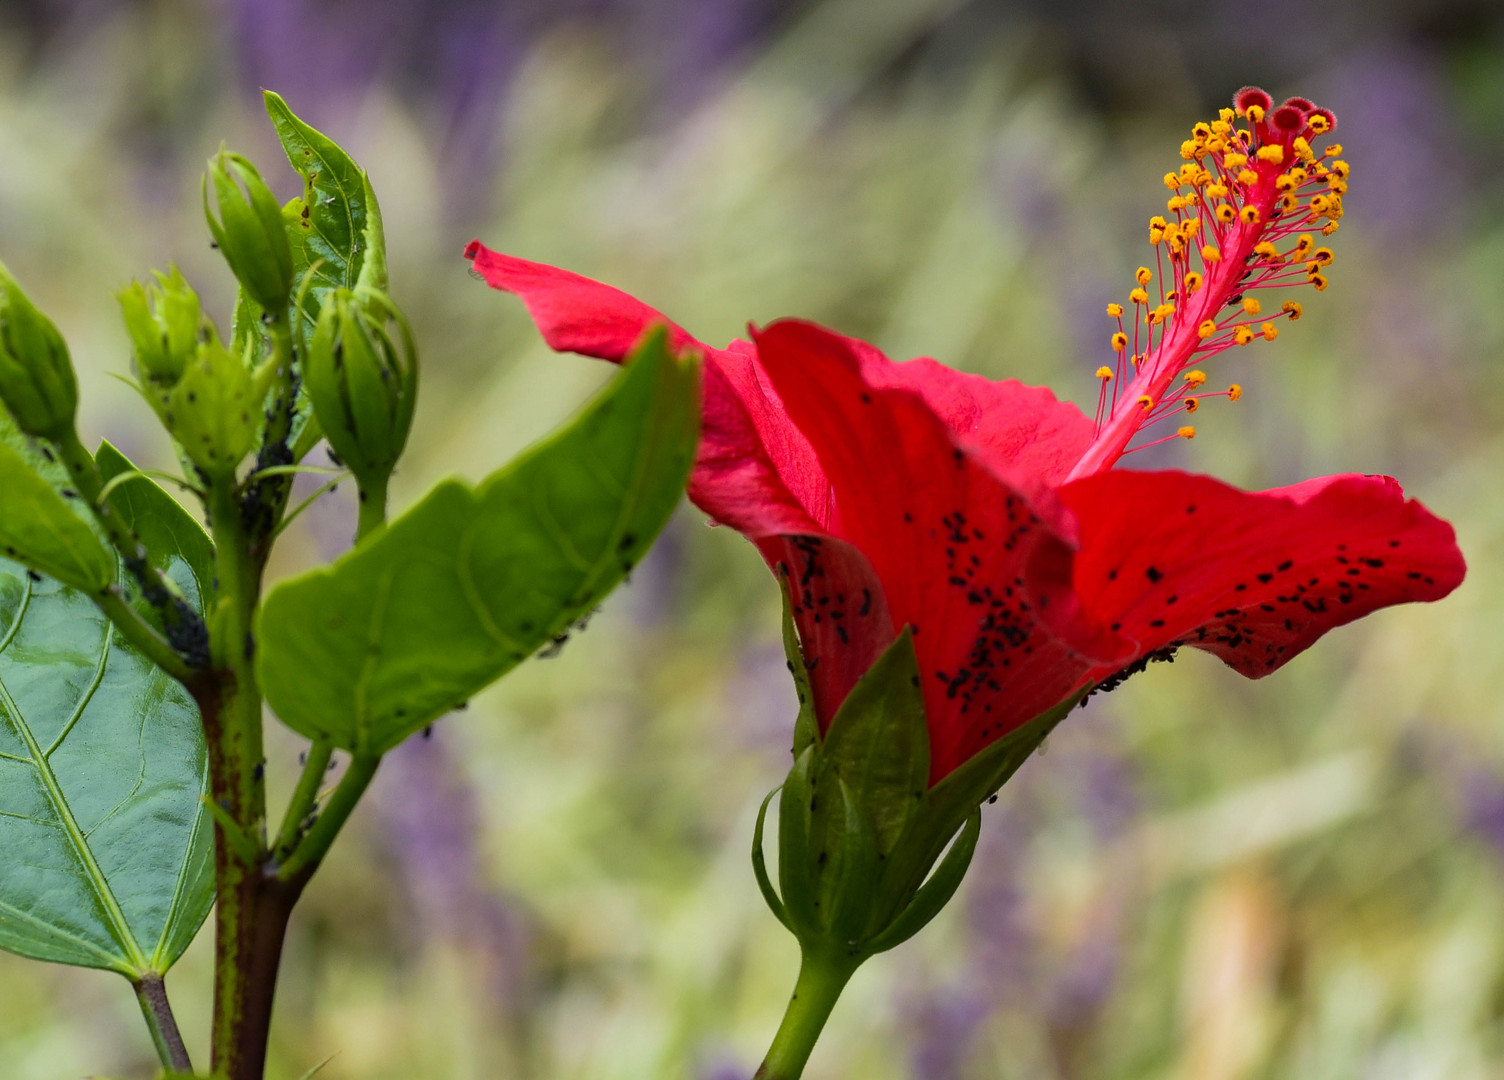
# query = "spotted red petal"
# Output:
<box><xmin>752</xmin><ymin>319</ymin><xmax>1096</xmax><ymax>781</ymax></box>
<box><xmin>1055</xmin><ymin>469</ymin><xmax>1466</xmax><ymax>679</ymax></box>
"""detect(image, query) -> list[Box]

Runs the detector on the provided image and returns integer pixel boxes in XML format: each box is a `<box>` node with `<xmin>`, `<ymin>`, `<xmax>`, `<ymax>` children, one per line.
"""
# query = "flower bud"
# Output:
<box><xmin>0</xmin><ymin>259</ymin><xmax>78</xmax><ymax>439</ymax></box>
<box><xmin>203</xmin><ymin>149</ymin><xmax>293</xmax><ymax>313</ymax></box>
<box><xmin>305</xmin><ymin>289</ymin><xmax>417</xmax><ymax>492</ymax></box>
<box><xmin>150</xmin><ymin>324</ymin><xmax>266</xmax><ymax>477</ymax></box>
<box><xmin>118</xmin><ymin>267</ymin><xmax>202</xmax><ymax>386</ymax></box>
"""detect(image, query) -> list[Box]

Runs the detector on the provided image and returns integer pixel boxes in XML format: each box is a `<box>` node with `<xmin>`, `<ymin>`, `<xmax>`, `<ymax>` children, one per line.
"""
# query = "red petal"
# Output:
<box><xmin>753</xmin><ymin>319</ymin><xmax>1097</xmax><ymax>782</ymax></box>
<box><xmin>860</xmin><ymin>350</ymin><xmax>1095</xmax><ymax>486</ymax></box>
<box><xmin>464</xmin><ymin>242</ymin><xmax>701</xmax><ymax>361</ymax></box>
<box><xmin>758</xmin><ymin>535</ymin><xmax>895</xmax><ymax>731</ymax></box>
<box><xmin>1057</xmin><ymin>470</ymin><xmax>1466</xmax><ymax>679</ymax></box>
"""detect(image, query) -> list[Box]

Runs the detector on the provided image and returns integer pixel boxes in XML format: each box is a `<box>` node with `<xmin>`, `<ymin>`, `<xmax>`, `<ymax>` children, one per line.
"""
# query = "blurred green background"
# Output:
<box><xmin>2</xmin><ymin>1</ymin><xmax>1503</xmax><ymax>1077</ymax></box>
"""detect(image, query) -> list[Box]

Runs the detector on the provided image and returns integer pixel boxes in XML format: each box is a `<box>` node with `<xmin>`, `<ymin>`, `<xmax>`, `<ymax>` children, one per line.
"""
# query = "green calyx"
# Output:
<box><xmin>304</xmin><ymin>287</ymin><xmax>417</xmax><ymax>498</ymax></box>
<box><xmin>0</xmin><ymin>260</ymin><xmax>77</xmax><ymax>439</ymax></box>
<box><xmin>203</xmin><ymin>148</ymin><xmax>294</xmax><ymax>313</ymax></box>
<box><xmin>118</xmin><ymin>267</ymin><xmax>203</xmax><ymax>386</ymax></box>
<box><xmin>755</xmin><ymin>588</ymin><xmax>1088</xmax><ymax>963</ymax></box>
<box><xmin>145</xmin><ymin>323</ymin><xmax>266</xmax><ymax>478</ymax></box>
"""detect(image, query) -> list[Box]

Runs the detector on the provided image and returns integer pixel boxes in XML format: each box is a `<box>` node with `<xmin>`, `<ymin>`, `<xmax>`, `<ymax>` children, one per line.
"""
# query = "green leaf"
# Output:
<box><xmin>0</xmin><ymin>423</ymin><xmax>113</xmax><ymax>593</ymax></box>
<box><xmin>257</xmin><ymin>326</ymin><xmax>700</xmax><ymax>754</ymax></box>
<box><xmin>263</xmin><ymin>90</ymin><xmax>385</xmax><ymax>327</ymax></box>
<box><xmin>0</xmin><ymin>439</ymin><xmax>214</xmax><ymax>976</ymax></box>
<box><xmin>818</xmin><ymin>627</ymin><xmax>929</xmax><ymax>856</ymax></box>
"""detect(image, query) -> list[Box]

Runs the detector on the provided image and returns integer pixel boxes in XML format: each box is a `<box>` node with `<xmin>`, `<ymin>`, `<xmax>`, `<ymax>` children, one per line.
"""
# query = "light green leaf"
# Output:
<box><xmin>257</xmin><ymin>326</ymin><xmax>700</xmax><ymax>754</ymax></box>
<box><xmin>0</xmin><ymin>423</ymin><xmax>113</xmax><ymax>593</ymax></box>
<box><xmin>263</xmin><ymin>90</ymin><xmax>385</xmax><ymax>328</ymax></box>
<box><xmin>0</xmin><ymin>437</ymin><xmax>213</xmax><ymax>976</ymax></box>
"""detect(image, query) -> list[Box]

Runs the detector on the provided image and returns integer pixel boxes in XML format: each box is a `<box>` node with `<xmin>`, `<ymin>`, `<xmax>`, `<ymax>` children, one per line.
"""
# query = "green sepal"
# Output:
<box><xmin>824</xmin><ymin>774</ymin><xmax>882</xmax><ymax>947</ymax></box>
<box><xmin>819</xmin><ymin>627</ymin><xmax>928</xmax><ymax>856</ymax></box>
<box><xmin>117</xmin><ymin>268</ymin><xmax>201</xmax><ymax>386</ymax></box>
<box><xmin>865</xmin><ymin>808</ymin><xmax>980</xmax><ymax>954</ymax></box>
<box><xmin>776</xmin><ymin>747</ymin><xmax>821</xmax><ymax>937</ymax></box>
<box><xmin>151</xmin><ymin>328</ymin><xmax>265</xmax><ymax>478</ymax></box>
<box><xmin>779</xmin><ymin>573</ymin><xmax>820</xmax><ymax>760</ymax></box>
<box><xmin>0</xmin><ymin>434</ymin><xmax>113</xmax><ymax>593</ymax></box>
<box><xmin>752</xmin><ymin>785</ymin><xmax>792</xmax><ymax>932</ymax></box>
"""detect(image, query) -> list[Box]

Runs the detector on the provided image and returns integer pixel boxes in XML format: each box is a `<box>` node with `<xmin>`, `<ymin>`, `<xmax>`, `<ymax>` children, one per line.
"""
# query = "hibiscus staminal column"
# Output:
<box><xmin>1072</xmin><ymin>87</ymin><xmax>1347</xmax><ymax>479</ymax></box>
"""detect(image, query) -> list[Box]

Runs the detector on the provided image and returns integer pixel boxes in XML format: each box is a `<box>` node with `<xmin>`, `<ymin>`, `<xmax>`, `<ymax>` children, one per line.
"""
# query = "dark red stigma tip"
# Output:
<box><xmin>463</xmin><ymin>239</ymin><xmax>481</xmax><ymax>260</ymax></box>
<box><xmin>1234</xmin><ymin>86</ymin><xmax>1274</xmax><ymax>114</ymax></box>
<box><xmin>1281</xmin><ymin>96</ymin><xmax>1316</xmax><ymax>115</ymax></box>
<box><xmin>1271</xmin><ymin>105</ymin><xmax>1306</xmax><ymax>134</ymax></box>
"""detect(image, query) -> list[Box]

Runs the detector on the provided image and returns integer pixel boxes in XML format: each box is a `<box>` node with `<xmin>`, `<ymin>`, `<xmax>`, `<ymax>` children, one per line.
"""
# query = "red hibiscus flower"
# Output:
<box><xmin>464</xmin><ymin>88</ymin><xmax>1464</xmax><ymax>786</ymax></box>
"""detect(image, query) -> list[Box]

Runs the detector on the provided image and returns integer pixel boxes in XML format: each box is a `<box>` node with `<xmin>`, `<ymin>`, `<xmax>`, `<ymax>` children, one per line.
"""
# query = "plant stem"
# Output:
<box><xmin>278</xmin><ymin>754</ymin><xmax>381</xmax><ymax>884</ymax></box>
<box><xmin>95</xmin><ymin>587</ymin><xmax>194</xmax><ymax>684</ymax></box>
<box><xmin>753</xmin><ymin>948</ymin><xmax>861</xmax><ymax>1080</ymax></box>
<box><xmin>204</xmin><ymin>475</ymin><xmax>275</xmax><ymax>1080</ymax></box>
<box><xmin>133</xmin><ymin>972</ymin><xmax>193</xmax><ymax>1073</ymax></box>
<box><xmin>273</xmin><ymin>740</ymin><xmax>333</xmax><ymax>859</ymax></box>
<box><xmin>355</xmin><ymin>482</ymin><xmax>387</xmax><ymax>543</ymax></box>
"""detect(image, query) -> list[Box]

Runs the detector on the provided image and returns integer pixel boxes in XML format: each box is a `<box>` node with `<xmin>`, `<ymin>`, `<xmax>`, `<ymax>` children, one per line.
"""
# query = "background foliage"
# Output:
<box><xmin>1</xmin><ymin>1</ymin><xmax>1502</xmax><ymax>1077</ymax></box>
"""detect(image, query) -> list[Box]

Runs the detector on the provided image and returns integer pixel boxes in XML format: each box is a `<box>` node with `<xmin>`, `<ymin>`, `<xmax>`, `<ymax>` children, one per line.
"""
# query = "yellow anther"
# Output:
<box><xmin>1261</xmin><ymin>322</ymin><xmax>1278</xmax><ymax>341</ymax></box>
<box><xmin>1183</xmin><ymin>191</ymin><xmax>1200</xmax><ymax>206</ymax></box>
<box><xmin>1198</xmin><ymin>319</ymin><xmax>1217</xmax><ymax>340</ymax></box>
<box><xmin>1180</xmin><ymin>140</ymin><xmax>1199</xmax><ymax>161</ymax></box>
<box><xmin>1242</xmin><ymin>297</ymin><xmax>1262</xmax><ymax>315</ymax></box>
<box><xmin>1138</xmin><ymin>395</ymin><xmax>1154</xmax><ymax>410</ymax></box>
<box><xmin>1106</xmin><ymin>302</ymin><xmax>1123</xmax><ymax>318</ymax></box>
<box><xmin>1309</xmin><ymin>272</ymin><xmax>1329</xmax><ymax>291</ymax></box>
<box><xmin>1168</xmin><ymin>196</ymin><xmax>1187</xmax><ymax>213</ymax></box>
<box><xmin>1136</xmin><ymin>267</ymin><xmax>1153</xmax><ymax>286</ymax></box>
<box><xmin>1256</xmin><ymin>145</ymin><xmax>1284</xmax><ymax>164</ymax></box>
<box><xmin>1180</xmin><ymin>163</ymin><xmax>1200</xmax><ymax>182</ymax></box>
<box><xmin>1178</xmin><ymin>426</ymin><xmax>1196</xmax><ymax>439</ymax></box>
<box><xmin>1329</xmin><ymin>159</ymin><xmax>1350</xmax><ymax>178</ymax></box>
<box><xmin>1204</xmin><ymin>135</ymin><xmax>1227</xmax><ymax>153</ymax></box>
<box><xmin>1282</xmin><ymin>300</ymin><xmax>1303</xmax><ymax>320</ymax></box>
<box><xmin>1184</xmin><ymin>397</ymin><xmax>1200</xmax><ymax>413</ymax></box>
<box><xmin>1311</xmin><ymin>247</ymin><xmax>1334</xmax><ymax>266</ymax></box>
<box><xmin>1305</xmin><ymin>260</ymin><xmax>1324</xmax><ymax>276</ymax></box>
<box><xmin>1164</xmin><ymin>172</ymin><xmax>1182</xmax><ymax>191</ymax></box>
<box><xmin>1192</xmin><ymin>122</ymin><xmax>1212</xmax><ymax>140</ymax></box>
<box><xmin>1308</xmin><ymin>115</ymin><xmax>1331</xmax><ymax>134</ymax></box>
<box><xmin>1292</xmin><ymin>235</ymin><xmax>1314</xmax><ymax>258</ymax></box>
<box><xmin>1184</xmin><ymin>216</ymin><xmax>1203</xmax><ymax>234</ymax></box>
<box><xmin>1237</xmin><ymin>169</ymin><xmax>1259</xmax><ymax>186</ymax></box>
<box><xmin>1245</xmin><ymin>104</ymin><xmax>1265</xmax><ymax>123</ymax></box>
<box><xmin>1321</xmin><ymin>221</ymin><xmax>1341</xmax><ymax>236</ymax></box>
<box><xmin>1223</xmin><ymin>153</ymin><xmax>1249</xmax><ymax>169</ymax></box>
<box><xmin>1216</xmin><ymin>204</ymin><xmax>1236</xmax><ymax>223</ymax></box>
<box><xmin>1130</xmin><ymin>354</ymin><xmax>1143</xmax><ymax>368</ymax></box>
<box><xmin>1280</xmin><ymin>192</ymin><xmax>1298</xmax><ymax>212</ymax></box>
<box><xmin>1239</xmin><ymin>205</ymin><xmax>1260</xmax><ymax>224</ymax></box>
<box><xmin>1309</xmin><ymin>194</ymin><xmax>1331</xmax><ymax>215</ymax></box>
<box><xmin>1324</xmin><ymin>143</ymin><xmax>1343</xmax><ymax>157</ymax></box>
<box><xmin>1201</xmin><ymin>244</ymin><xmax>1221</xmax><ymax>263</ymax></box>
<box><xmin>1096</xmin><ymin>366</ymin><xmax>1114</xmax><ymax>380</ymax></box>
<box><xmin>1148</xmin><ymin>304</ymin><xmax>1175</xmax><ymax>325</ymax></box>
<box><xmin>1327</xmin><ymin>177</ymin><xmax>1348</xmax><ymax>195</ymax></box>
<box><xmin>1111</xmin><ymin>332</ymin><xmax>1128</xmax><ymax>351</ymax></box>
<box><xmin>1184</xmin><ymin>272</ymin><xmax>1204</xmax><ymax>292</ymax></box>
<box><xmin>1129</xmin><ymin>287</ymin><xmax>1149</xmax><ymax>305</ymax></box>
<box><xmin>1234</xmin><ymin>326</ymin><xmax>1255</xmax><ymax>345</ymax></box>
<box><xmin>1228</xmin><ymin>384</ymin><xmax>1243</xmax><ymax>401</ymax></box>
<box><xmin>1275</xmin><ymin>174</ymin><xmax>1297</xmax><ymax>192</ymax></box>
<box><xmin>1292</xmin><ymin>136</ymin><xmax>1314</xmax><ymax>161</ymax></box>
<box><xmin>1253</xmin><ymin>241</ymin><xmax>1280</xmax><ymax>260</ymax></box>
<box><xmin>1183</xmin><ymin>370</ymin><xmax>1207</xmax><ymax>386</ymax></box>
<box><xmin>1149</xmin><ymin>215</ymin><xmax>1167</xmax><ymax>230</ymax></box>
<box><xmin>1206</xmin><ymin>183</ymin><xmax>1229</xmax><ymax>199</ymax></box>
<box><xmin>1211</xmin><ymin>119</ymin><xmax>1232</xmax><ymax>135</ymax></box>
<box><xmin>1219</xmin><ymin>108</ymin><xmax>1235</xmax><ymax>123</ymax></box>
<box><xmin>1289</xmin><ymin>167</ymin><xmax>1308</xmax><ymax>185</ymax></box>
<box><xmin>1150</xmin><ymin>226</ymin><xmax>1165</xmax><ymax>245</ymax></box>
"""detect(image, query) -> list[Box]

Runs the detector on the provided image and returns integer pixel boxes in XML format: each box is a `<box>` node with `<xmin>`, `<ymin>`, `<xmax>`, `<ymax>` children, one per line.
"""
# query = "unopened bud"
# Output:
<box><xmin>0</xmin><ymin>260</ymin><xmax>77</xmax><ymax>439</ymax></box>
<box><xmin>305</xmin><ymin>289</ymin><xmax>417</xmax><ymax>492</ymax></box>
<box><xmin>118</xmin><ymin>267</ymin><xmax>202</xmax><ymax>385</ymax></box>
<box><xmin>203</xmin><ymin>149</ymin><xmax>293</xmax><ymax>313</ymax></box>
<box><xmin>151</xmin><ymin>325</ymin><xmax>266</xmax><ymax>477</ymax></box>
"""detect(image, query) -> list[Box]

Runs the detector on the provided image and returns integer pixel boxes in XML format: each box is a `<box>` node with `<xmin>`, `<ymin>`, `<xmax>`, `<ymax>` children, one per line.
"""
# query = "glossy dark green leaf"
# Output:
<box><xmin>257</xmin><ymin>326</ymin><xmax>700</xmax><ymax>754</ymax></box>
<box><xmin>0</xmin><ymin>434</ymin><xmax>213</xmax><ymax>976</ymax></box>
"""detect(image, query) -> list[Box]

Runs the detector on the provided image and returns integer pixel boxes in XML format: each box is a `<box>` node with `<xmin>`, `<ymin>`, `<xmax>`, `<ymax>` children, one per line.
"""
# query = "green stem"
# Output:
<box><xmin>753</xmin><ymin>949</ymin><xmax>861</xmax><ymax>1080</ymax></box>
<box><xmin>355</xmin><ymin>481</ymin><xmax>387</xmax><ymax>543</ymax></box>
<box><xmin>273</xmin><ymin>740</ymin><xmax>333</xmax><ymax>859</ymax></box>
<box><xmin>246</xmin><ymin>317</ymin><xmax>299</xmax><ymax>560</ymax></box>
<box><xmin>133</xmin><ymin>972</ymin><xmax>192</xmax><ymax>1073</ymax></box>
<box><xmin>277</xmin><ymin>753</ymin><xmax>380</xmax><ymax>884</ymax></box>
<box><xmin>94</xmin><ymin>588</ymin><xmax>194</xmax><ymax>684</ymax></box>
